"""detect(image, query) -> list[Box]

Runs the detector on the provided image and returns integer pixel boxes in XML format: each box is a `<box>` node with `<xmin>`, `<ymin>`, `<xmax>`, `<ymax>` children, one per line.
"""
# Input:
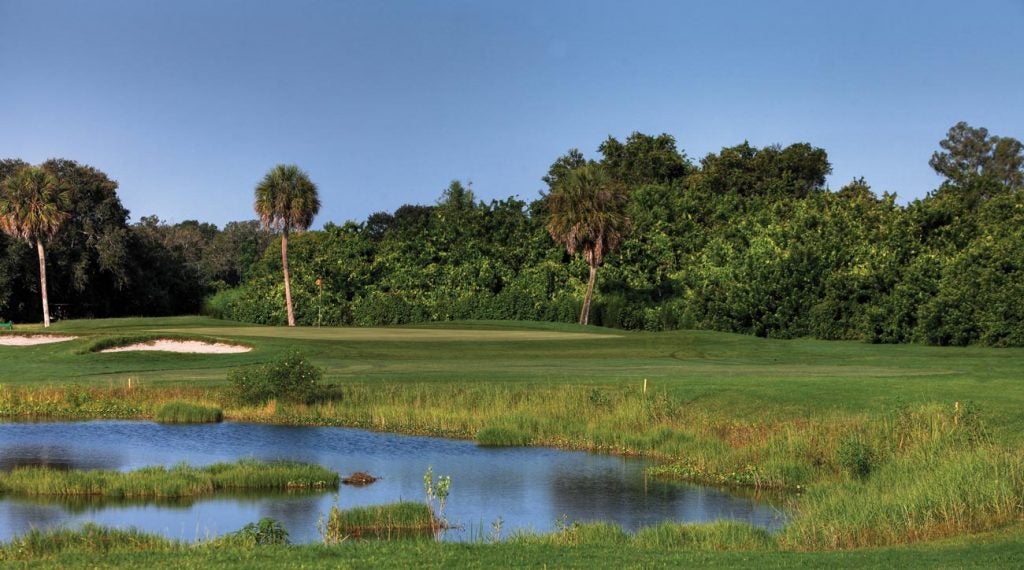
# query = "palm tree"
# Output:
<box><xmin>546</xmin><ymin>163</ymin><xmax>630</xmax><ymax>325</ymax></box>
<box><xmin>254</xmin><ymin>164</ymin><xmax>321</xmax><ymax>327</ymax></box>
<box><xmin>0</xmin><ymin>166</ymin><xmax>72</xmax><ymax>327</ymax></box>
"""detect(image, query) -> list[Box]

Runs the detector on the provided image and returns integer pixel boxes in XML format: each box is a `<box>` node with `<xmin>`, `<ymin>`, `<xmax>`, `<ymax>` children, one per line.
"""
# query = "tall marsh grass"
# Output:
<box><xmin>0</xmin><ymin>524</ymin><xmax>176</xmax><ymax>561</ymax></box>
<box><xmin>323</xmin><ymin>502</ymin><xmax>435</xmax><ymax>542</ymax></box>
<box><xmin>508</xmin><ymin>520</ymin><xmax>775</xmax><ymax>551</ymax></box>
<box><xmin>154</xmin><ymin>400</ymin><xmax>223</xmax><ymax>423</ymax></box>
<box><xmin>2</xmin><ymin>382</ymin><xmax>1020</xmax><ymax>549</ymax></box>
<box><xmin>0</xmin><ymin>459</ymin><xmax>339</xmax><ymax>498</ymax></box>
<box><xmin>782</xmin><ymin>445</ymin><xmax>1024</xmax><ymax>549</ymax></box>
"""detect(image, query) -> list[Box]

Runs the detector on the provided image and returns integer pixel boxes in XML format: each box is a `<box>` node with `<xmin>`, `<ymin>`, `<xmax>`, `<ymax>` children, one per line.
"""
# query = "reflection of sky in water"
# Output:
<box><xmin>0</xmin><ymin>421</ymin><xmax>786</xmax><ymax>542</ymax></box>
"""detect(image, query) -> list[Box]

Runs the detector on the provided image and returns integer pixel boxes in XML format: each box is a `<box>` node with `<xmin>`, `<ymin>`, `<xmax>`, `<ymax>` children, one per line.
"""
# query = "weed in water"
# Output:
<box><xmin>323</xmin><ymin>502</ymin><xmax>435</xmax><ymax>542</ymax></box>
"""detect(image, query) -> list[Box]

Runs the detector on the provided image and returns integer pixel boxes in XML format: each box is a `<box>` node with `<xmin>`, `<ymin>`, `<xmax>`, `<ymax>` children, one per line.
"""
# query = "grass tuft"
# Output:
<box><xmin>0</xmin><ymin>523</ymin><xmax>176</xmax><ymax>561</ymax></box>
<box><xmin>0</xmin><ymin>459</ymin><xmax>339</xmax><ymax>498</ymax></box>
<box><xmin>154</xmin><ymin>400</ymin><xmax>223</xmax><ymax>423</ymax></box>
<box><xmin>324</xmin><ymin>502</ymin><xmax>435</xmax><ymax>542</ymax></box>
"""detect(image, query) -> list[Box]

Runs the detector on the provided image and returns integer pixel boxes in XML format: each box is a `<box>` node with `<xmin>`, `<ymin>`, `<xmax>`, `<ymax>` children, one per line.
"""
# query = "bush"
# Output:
<box><xmin>229</xmin><ymin>352</ymin><xmax>325</xmax><ymax>405</ymax></box>
<box><xmin>221</xmin><ymin>518</ymin><xmax>290</xmax><ymax>546</ymax></box>
<box><xmin>201</xmin><ymin>288</ymin><xmax>245</xmax><ymax>320</ymax></box>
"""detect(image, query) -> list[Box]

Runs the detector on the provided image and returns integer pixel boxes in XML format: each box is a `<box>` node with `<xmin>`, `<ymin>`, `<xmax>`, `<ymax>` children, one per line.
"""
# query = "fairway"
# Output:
<box><xmin>3</xmin><ymin>316</ymin><xmax>1023</xmax><ymax>441</ymax></box>
<box><xmin>159</xmin><ymin>325</ymin><xmax>621</xmax><ymax>342</ymax></box>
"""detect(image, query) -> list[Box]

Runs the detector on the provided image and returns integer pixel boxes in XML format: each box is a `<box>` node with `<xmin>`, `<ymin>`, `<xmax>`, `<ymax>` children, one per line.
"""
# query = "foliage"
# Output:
<box><xmin>544</xmin><ymin>162</ymin><xmax>631</xmax><ymax>325</ymax></box>
<box><xmin>221</xmin><ymin>518</ymin><xmax>290</xmax><ymax>546</ymax></box>
<box><xmin>0</xmin><ymin>164</ymin><xmax>73</xmax><ymax>326</ymax></box>
<box><xmin>4</xmin><ymin>122</ymin><xmax>1024</xmax><ymax>346</ymax></box>
<box><xmin>254</xmin><ymin>163</ymin><xmax>321</xmax><ymax>327</ymax></box>
<box><xmin>423</xmin><ymin>466</ymin><xmax>452</xmax><ymax>536</ymax></box>
<box><xmin>229</xmin><ymin>351</ymin><xmax>325</xmax><ymax>405</ymax></box>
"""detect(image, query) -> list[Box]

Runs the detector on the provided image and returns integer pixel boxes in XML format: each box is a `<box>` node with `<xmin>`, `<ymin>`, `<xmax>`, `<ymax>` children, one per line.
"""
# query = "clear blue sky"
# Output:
<box><xmin>2</xmin><ymin>0</ymin><xmax>1022</xmax><ymax>228</ymax></box>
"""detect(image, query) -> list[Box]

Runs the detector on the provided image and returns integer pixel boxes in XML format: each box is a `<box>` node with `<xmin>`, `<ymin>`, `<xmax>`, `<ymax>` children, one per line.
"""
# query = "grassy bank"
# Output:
<box><xmin>0</xmin><ymin>459</ymin><xmax>338</xmax><ymax>498</ymax></box>
<box><xmin>1</xmin><ymin>523</ymin><xmax>1022</xmax><ymax>568</ymax></box>
<box><xmin>1</xmin><ymin>316</ymin><xmax>1023</xmax><ymax>557</ymax></box>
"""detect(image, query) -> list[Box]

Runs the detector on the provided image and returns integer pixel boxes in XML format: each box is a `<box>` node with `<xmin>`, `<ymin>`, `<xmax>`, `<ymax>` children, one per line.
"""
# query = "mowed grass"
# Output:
<box><xmin>3</xmin><ymin>316</ymin><xmax>1023</xmax><ymax>441</ymax></box>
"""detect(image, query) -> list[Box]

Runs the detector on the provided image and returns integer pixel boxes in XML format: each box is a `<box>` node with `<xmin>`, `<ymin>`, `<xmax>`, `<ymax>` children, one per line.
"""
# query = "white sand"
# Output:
<box><xmin>100</xmin><ymin>339</ymin><xmax>251</xmax><ymax>354</ymax></box>
<box><xmin>0</xmin><ymin>335</ymin><xmax>78</xmax><ymax>346</ymax></box>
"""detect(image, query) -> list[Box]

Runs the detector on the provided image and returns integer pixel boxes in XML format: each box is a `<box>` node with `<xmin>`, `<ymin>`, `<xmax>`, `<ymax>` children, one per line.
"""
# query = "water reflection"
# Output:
<box><xmin>0</xmin><ymin>421</ymin><xmax>787</xmax><ymax>542</ymax></box>
<box><xmin>0</xmin><ymin>444</ymin><xmax>122</xmax><ymax>471</ymax></box>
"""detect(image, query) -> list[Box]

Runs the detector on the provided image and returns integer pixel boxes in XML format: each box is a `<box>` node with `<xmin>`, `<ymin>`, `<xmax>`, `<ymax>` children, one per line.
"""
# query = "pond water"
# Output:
<box><xmin>0</xmin><ymin>421</ymin><xmax>785</xmax><ymax>543</ymax></box>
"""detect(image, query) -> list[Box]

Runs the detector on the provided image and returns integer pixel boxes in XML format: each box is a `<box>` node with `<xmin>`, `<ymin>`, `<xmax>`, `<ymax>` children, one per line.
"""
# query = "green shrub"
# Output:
<box><xmin>224</xmin><ymin>518</ymin><xmax>290</xmax><ymax>545</ymax></box>
<box><xmin>202</xmin><ymin>288</ymin><xmax>246</xmax><ymax>320</ymax></box>
<box><xmin>229</xmin><ymin>352</ymin><xmax>325</xmax><ymax>405</ymax></box>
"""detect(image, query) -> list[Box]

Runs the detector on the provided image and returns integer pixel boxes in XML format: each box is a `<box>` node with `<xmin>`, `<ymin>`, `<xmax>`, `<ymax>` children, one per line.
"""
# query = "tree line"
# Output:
<box><xmin>2</xmin><ymin>122</ymin><xmax>1022</xmax><ymax>345</ymax></box>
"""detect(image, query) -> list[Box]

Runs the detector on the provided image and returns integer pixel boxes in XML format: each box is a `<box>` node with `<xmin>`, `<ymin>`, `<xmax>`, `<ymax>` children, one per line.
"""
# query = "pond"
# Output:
<box><xmin>0</xmin><ymin>421</ymin><xmax>785</xmax><ymax>542</ymax></box>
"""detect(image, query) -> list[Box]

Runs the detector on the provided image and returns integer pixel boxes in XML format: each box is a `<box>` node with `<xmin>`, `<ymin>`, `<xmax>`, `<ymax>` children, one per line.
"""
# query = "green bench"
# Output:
<box><xmin>0</xmin><ymin>321</ymin><xmax>12</xmax><ymax>331</ymax></box>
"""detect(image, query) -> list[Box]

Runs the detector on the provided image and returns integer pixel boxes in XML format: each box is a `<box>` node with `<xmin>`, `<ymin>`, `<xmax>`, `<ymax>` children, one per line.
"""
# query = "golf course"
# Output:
<box><xmin>1</xmin><ymin>316</ymin><xmax>1021</xmax><ymax>567</ymax></box>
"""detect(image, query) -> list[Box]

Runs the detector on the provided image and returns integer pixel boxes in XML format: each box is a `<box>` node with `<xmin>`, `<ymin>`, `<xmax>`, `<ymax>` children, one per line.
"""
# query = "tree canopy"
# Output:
<box><xmin>2</xmin><ymin>122</ymin><xmax>1021</xmax><ymax>346</ymax></box>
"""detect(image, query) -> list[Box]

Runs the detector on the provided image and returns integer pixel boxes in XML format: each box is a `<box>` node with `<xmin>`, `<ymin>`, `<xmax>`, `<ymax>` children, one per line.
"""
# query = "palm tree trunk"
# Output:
<box><xmin>579</xmin><ymin>263</ymin><xmax>598</xmax><ymax>326</ymax></box>
<box><xmin>281</xmin><ymin>231</ymin><xmax>296</xmax><ymax>327</ymax></box>
<box><xmin>37</xmin><ymin>240</ymin><xmax>51</xmax><ymax>328</ymax></box>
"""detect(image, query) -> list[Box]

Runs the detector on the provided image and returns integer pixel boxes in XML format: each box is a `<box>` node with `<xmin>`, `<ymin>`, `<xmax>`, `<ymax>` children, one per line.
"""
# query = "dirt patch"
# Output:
<box><xmin>0</xmin><ymin>335</ymin><xmax>78</xmax><ymax>346</ymax></box>
<box><xmin>100</xmin><ymin>340</ymin><xmax>251</xmax><ymax>354</ymax></box>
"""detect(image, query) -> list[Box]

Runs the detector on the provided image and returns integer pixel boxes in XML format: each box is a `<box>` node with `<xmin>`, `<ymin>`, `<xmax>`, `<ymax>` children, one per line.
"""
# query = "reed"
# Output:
<box><xmin>509</xmin><ymin>521</ymin><xmax>630</xmax><ymax>546</ymax></box>
<box><xmin>475</xmin><ymin>425</ymin><xmax>533</xmax><ymax>447</ymax></box>
<box><xmin>0</xmin><ymin>523</ymin><xmax>176</xmax><ymax>561</ymax></box>
<box><xmin>632</xmin><ymin>521</ymin><xmax>777</xmax><ymax>550</ymax></box>
<box><xmin>154</xmin><ymin>400</ymin><xmax>223</xmax><ymax>423</ymax></box>
<box><xmin>323</xmin><ymin>502</ymin><xmax>436</xmax><ymax>542</ymax></box>
<box><xmin>781</xmin><ymin>445</ymin><xmax>1024</xmax><ymax>549</ymax></box>
<box><xmin>0</xmin><ymin>459</ymin><xmax>339</xmax><ymax>498</ymax></box>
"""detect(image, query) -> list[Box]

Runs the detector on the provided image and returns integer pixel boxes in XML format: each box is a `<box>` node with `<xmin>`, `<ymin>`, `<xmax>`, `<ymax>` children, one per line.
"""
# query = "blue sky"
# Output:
<box><xmin>1</xmin><ymin>0</ymin><xmax>1022</xmax><ymax>228</ymax></box>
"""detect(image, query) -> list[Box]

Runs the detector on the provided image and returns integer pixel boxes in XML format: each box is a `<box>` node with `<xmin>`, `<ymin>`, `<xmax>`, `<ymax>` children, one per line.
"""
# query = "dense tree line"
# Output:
<box><xmin>2</xmin><ymin>122</ymin><xmax>1021</xmax><ymax>346</ymax></box>
<box><xmin>0</xmin><ymin>158</ymin><xmax>271</xmax><ymax>321</ymax></box>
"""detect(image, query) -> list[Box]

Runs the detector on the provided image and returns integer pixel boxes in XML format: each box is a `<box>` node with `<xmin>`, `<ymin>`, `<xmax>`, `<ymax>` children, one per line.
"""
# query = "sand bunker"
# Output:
<box><xmin>100</xmin><ymin>339</ymin><xmax>251</xmax><ymax>354</ymax></box>
<box><xmin>0</xmin><ymin>335</ymin><xmax>78</xmax><ymax>346</ymax></box>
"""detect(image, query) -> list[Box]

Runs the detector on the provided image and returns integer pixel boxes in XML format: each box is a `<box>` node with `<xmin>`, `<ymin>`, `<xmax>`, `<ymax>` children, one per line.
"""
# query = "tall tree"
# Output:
<box><xmin>598</xmin><ymin>132</ymin><xmax>691</xmax><ymax>187</ymax></box>
<box><xmin>254</xmin><ymin>164</ymin><xmax>321</xmax><ymax>326</ymax></box>
<box><xmin>930</xmin><ymin>121</ymin><xmax>1024</xmax><ymax>190</ymax></box>
<box><xmin>545</xmin><ymin>163</ymin><xmax>631</xmax><ymax>325</ymax></box>
<box><xmin>0</xmin><ymin>166</ymin><xmax>73</xmax><ymax>327</ymax></box>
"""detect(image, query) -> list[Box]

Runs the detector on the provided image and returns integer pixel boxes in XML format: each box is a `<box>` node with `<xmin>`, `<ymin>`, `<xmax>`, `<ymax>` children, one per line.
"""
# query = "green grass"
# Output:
<box><xmin>4</xmin><ymin>317</ymin><xmax>1022</xmax><ymax>441</ymax></box>
<box><xmin>509</xmin><ymin>520</ymin><xmax>777</xmax><ymax>551</ymax></box>
<box><xmin>324</xmin><ymin>502</ymin><xmax>436</xmax><ymax>542</ymax></box>
<box><xmin>1</xmin><ymin>523</ymin><xmax>1022</xmax><ymax>568</ymax></box>
<box><xmin>154</xmin><ymin>400</ymin><xmax>223</xmax><ymax>423</ymax></box>
<box><xmin>1</xmin><ymin>315</ymin><xmax>1023</xmax><ymax>559</ymax></box>
<box><xmin>0</xmin><ymin>459</ymin><xmax>339</xmax><ymax>498</ymax></box>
